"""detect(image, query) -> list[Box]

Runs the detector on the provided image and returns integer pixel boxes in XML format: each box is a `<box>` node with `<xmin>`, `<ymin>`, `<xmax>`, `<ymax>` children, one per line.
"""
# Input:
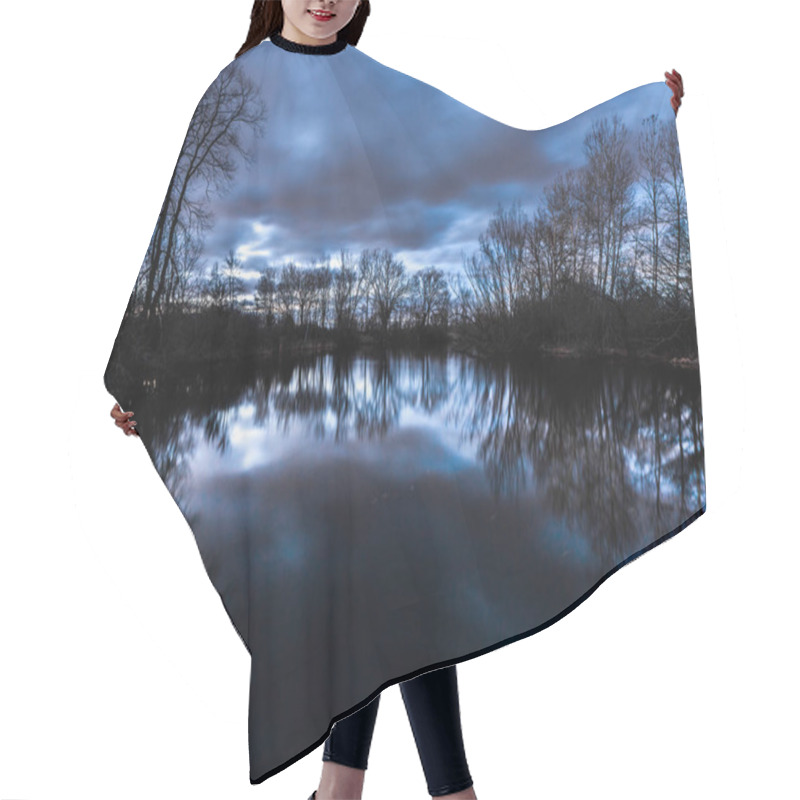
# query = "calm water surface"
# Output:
<box><xmin>129</xmin><ymin>350</ymin><xmax>705</xmax><ymax>664</ymax></box>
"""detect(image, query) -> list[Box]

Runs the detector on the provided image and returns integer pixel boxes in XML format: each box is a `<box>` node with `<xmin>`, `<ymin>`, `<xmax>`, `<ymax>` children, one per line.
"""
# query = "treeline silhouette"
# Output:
<box><xmin>106</xmin><ymin>61</ymin><xmax>698</xmax><ymax>392</ymax></box>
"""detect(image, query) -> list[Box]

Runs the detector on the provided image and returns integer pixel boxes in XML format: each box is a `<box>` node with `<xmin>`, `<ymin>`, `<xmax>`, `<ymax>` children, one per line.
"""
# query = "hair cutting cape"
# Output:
<box><xmin>104</xmin><ymin>31</ymin><xmax>706</xmax><ymax>785</ymax></box>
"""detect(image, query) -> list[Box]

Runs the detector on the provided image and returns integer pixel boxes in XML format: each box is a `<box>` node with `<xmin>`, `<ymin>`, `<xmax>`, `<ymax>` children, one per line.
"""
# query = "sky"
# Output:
<box><xmin>183</xmin><ymin>39</ymin><xmax>674</xmax><ymax>294</ymax></box>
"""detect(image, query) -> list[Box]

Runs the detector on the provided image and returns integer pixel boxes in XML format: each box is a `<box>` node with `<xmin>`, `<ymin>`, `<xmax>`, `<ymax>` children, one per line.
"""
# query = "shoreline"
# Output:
<box><xmin>133</xmin><ymin>340</ymin><xmax>700</xmax><ymax>373</ymax></box>
<box><xmin>534</xmin><ymin>345</ymin><xmax>700</xmax><ymax>369</ymax></box>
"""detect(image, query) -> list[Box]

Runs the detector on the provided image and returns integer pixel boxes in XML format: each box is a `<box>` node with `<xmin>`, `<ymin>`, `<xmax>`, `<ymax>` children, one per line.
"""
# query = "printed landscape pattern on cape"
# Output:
<box><xmin>104</xmin><ymin>35</ymin><xmax>706</xmax><ymax>784</ymax></box>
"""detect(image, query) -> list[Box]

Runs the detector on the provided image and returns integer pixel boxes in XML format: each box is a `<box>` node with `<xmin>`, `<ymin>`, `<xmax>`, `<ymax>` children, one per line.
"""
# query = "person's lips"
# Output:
<box><xmin>308</xmin><ymin>9</ymin><xmax>335</xmax><ymax>21</ymax></box>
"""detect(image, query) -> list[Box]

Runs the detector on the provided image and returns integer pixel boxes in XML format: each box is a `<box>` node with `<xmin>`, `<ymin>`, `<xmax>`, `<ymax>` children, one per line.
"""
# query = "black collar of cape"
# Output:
<box><xmin>270</xmin><ymin>30</ymin><xmax>348</xmax><ymax>55</ymax></box>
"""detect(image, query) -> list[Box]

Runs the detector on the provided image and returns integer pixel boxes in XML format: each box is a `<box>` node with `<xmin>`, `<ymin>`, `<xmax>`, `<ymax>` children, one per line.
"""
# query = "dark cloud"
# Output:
<box><xmin>190</xmin><ymin>43</ymin><xmax>671</xmax><ymax>277</ymax></box>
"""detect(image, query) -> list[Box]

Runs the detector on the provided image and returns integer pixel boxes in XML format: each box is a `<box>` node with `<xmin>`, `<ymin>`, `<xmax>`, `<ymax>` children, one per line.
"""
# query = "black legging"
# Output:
<box><xmin>323</xmin><ymin>664</ymin><xmax>474</xmax><ymax>797</ymax></box>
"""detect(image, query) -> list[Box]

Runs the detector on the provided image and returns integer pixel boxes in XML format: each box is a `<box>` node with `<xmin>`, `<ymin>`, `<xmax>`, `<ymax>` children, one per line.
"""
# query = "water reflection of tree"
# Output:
<box><xmin>132</xmin><ymin>354</ymin><xmax>704</xmax><ymax>563</ymax></box>
<box><xmin>140</xmin><ymin>409</ymin><xmax>201</xmax><ymax>528</ymax></box>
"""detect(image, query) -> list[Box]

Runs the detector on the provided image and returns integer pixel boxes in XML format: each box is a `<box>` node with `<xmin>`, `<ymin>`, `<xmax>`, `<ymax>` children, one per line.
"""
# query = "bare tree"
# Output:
<box><xmin>660</xmin><ymin>122</ymin><xmax>691</xmax><ymax>307</ymax></box>
<box><xmin>277</xmin><ymin>262</ymin><xmax>300</xmax><ymax>324</ymax></box>
<box><xmin>366</xmin><ymin>248</ymin><xmax>410</xmax><ymax>334</ymax></box>
<box><xmin>637</xmin><ymin>113</ymin><xmax>667</xmax><ymax>297</ymax></box>
<box><xmin>254</xmin><ymin>265</ymin><xmax>279</xmax><ymax>325</ymax></box>
<box><xmin>449</xmin><ymin>272</ymin><xmax>475</xmax><ymax>327</ymax></box>
<box><xmin>203</xmin><ymin>261</ymin><xmax>227</xmax><ymax>313</ymax></box>
<box><xmin>332</xmin><ymin>248</ymin><xmax>362</xmax><ymax>332</ymax></box>
<box><xmin>141</xmin><ymin>63</ymin><xmax>267</xmax><ymax>319</ymax></box>
<box><xmin>222</xmin><ymin>249</ymin><xmax>245</xmax><ymax>310</ymax></box>
<box><xmin>409</xmin><ymin>266</ymin><xmax>450</xmax><ymax>328</ymax></box>
<box><xmin>464</xmin><ymin>199</ymin><xmax>530</xmax><ymax>320</ymax></box>
<box><xmin>296</xmin><ymin>266</ymin><xmax>317</xmax><ymax>329</ymax></box>
<box><xmin>166</xmin><ymin>234</ymin><xmax>204</xmax><ymax>313</ymax></box>
<box><xmin>576</xmin><ymin>115</ymin><xmax>637</xmax><ymax>298</ymax></box>
<box><xmin>309</xmin><ymin>262</ymin><xmax>333</xmax><ymax>330</ymax></box>
<box><xmin>357</xmin><ymin>249</ymin><xmax>377</xmax><ymax>330</ymax></box>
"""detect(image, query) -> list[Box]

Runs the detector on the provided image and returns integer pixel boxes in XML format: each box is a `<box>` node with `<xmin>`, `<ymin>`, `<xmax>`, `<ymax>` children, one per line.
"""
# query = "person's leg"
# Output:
<box><xmin>316</xmin><ymin>694</ymin><xmax>381</xmax><ymax>800</ymax></box>
<box><xmin>400</xmin><ymin>665</ymin><xmax>476</xmax><ymax>798</ymax></box>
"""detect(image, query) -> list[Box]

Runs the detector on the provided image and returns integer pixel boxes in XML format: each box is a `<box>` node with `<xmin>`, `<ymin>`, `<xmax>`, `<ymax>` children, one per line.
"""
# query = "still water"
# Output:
<box><xmin>129</xmin><ymin>349</ymin><xmax>705</xmax><ymax>668</ymax></box>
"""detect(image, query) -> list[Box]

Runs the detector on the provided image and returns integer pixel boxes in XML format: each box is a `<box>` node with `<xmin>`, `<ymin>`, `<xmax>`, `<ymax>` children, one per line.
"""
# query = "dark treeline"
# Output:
<box><xmin>458</xmin><ymin>112</ymin><xmax>695</xmax><ymax>362</ymax></box>
<box><xmin>107</xmin><ymin>60</ymin><xmax>697</xmax><ymax>389</ymax></box>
